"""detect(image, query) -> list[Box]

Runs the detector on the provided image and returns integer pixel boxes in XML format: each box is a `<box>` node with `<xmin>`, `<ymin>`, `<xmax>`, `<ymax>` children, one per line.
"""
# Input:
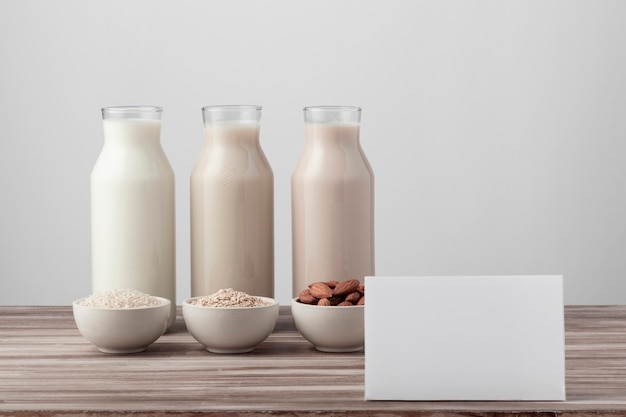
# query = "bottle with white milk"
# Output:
<box><xmin>291</xmin><ymin>106</ymin><xmax>374</xmax><ymax>296</ymax></box>
<box><xmin>91</xmin><ymin>106</ymin><xmax>176</xmax><ymax>329</ymax></box>
<box><xmin>190</xmin><ymin>105</ymin><xmax>274</xmax><ymax>298</ymax></box>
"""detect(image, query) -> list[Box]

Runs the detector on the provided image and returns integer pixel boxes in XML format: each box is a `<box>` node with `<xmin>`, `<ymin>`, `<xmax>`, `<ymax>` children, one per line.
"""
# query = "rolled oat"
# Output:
<box><xmin>189</xmin><ymin>288</ymin><xmax>271</xmax><ymax>308</ymax></box>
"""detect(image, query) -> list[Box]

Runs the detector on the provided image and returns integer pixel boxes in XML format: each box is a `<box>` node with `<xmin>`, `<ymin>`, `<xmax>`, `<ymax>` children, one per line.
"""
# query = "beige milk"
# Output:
<box><xmin>190</xmin><ymin>120</ymin><xmax>274</xmax><ymax>297</ymax></box>
<box><xmin>291</xmin><ymin>121</ymin><xmax>374</xmax><ymax>296</ymax></box>
<box><xmin>91</xmin><ymin>113</ymin><xmax>176</xmax><ymax>328</ymax></box>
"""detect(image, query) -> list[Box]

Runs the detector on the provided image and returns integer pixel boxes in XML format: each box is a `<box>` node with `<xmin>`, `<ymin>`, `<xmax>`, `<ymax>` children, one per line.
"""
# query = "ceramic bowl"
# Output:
<box><xmin>182</xmin><ymin>296</ymin><xmax>279</xmax><ymax>353</ymax></box>
<box><xmin>72</xmin><ymin>296</ymin><xmax>170</xmax><ymax>354</ymax></box>
<box><xmin>291</xmin><ymin>298</ymin><xmax>364</xmax><ymax>352</ymax></box>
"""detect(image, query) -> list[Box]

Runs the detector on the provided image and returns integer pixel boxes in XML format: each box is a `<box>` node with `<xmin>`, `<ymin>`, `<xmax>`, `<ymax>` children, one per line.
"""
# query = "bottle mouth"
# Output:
<box><xmin>102</xmin><ymin>106</ymin><xmax>163</xmax><ymax>120</ymax></box>
<box><xmin>202</xmin><ymin>105</ymin><xmax>262</xmax><ymax>123</ymax></box>
<box><xmin>304</xmin><ymin>105</ymin><xmax>361</xmax><ymax>112</ymax></box>
<box><xmin>202</xmin><ymin>105</ymin><xmax>262</xmax><ymax>112</ymax></box>
<box><xmin>304</xmin><ymin>106</ymin><xmax>361</xmax><ymax>124</ymax></box>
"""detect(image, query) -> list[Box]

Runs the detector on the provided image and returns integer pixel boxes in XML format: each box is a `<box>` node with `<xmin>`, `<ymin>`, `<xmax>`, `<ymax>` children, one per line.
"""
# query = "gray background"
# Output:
<box><xmin>1</xmin><ymin>0</ymin><xmax>625</xmax><ymax>306</ymax></box>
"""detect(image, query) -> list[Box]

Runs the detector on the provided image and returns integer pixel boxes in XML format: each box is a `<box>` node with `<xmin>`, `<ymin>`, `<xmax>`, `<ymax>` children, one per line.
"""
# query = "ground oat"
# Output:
<box><xmin>78</xmin><ymin>289</ymin><xmax>162</xmax><ymax>308</ymax></box>
<box><xmin>189</xmin><ymin>288</ymin><xmax>271</xmax><ymax>308</ymax></box>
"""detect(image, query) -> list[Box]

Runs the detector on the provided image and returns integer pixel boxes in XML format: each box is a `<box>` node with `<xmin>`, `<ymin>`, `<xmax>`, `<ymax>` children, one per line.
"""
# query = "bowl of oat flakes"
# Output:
<box><xmin>73</xmin><ymin>288</ymin><xmax>170</xmax><ymax>354</ymax></box>
<box><xmin>182</xmin><ymin>288</ymin><xmax>279</xmax><ymax>354</ymax></box>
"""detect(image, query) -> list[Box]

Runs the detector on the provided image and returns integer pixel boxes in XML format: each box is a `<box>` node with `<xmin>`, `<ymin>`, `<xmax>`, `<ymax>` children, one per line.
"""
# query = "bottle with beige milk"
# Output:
<box><xmin>91</xmin><ymin>106</ymin><xmax>176</xmax><ymax>329</ymax></box>
<box><xmin>291</xmin><ymin>106</ymin><xmax>374</xmax><ymax>296</ymax></box>
<box><xmin>190</xmin><ymin>105</ymin><xmax>274</xmax><ymax>298</ymax></box>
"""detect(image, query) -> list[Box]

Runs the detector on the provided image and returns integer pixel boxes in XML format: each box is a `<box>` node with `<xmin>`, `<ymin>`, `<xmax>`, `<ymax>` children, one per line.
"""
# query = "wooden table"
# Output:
<box><xmin>1</xmin><ymin>305</ymin><xmax>626</xmax><ymax>416</ymax></box>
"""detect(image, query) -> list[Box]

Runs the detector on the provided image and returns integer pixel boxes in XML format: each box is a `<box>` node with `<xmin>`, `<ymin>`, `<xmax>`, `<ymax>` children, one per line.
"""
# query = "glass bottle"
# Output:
<box><xmin>191</xmin><ymin>105</ymin><xmax>274</xmax><ymax>297</ymax></box>
<box><xmin>291</xmin><ymin>106</ymin><xmax>374</xmax><ymax>296</ymax></box>
<box><xmin>91</xmin><ymin>106</ymin><xmax>176</xmax><ymax>329</ymax></box>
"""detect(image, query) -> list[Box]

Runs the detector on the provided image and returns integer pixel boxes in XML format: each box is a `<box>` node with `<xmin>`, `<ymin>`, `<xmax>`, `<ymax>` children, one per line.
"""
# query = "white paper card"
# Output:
<box><xmin>364</xmin><ymin>275</ymin><xmax>565</xmax><ymax>401</ymax></box>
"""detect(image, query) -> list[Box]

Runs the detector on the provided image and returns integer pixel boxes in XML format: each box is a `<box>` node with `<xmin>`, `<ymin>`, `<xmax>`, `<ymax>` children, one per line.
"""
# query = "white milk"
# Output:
<box><xmin>291</xmin><ymin>120</ymin><xmax>374</xmax><ymax>296</ymax></box>
<box><xmin>190</xmin><ymin>119</ymin><xmax>274</xmax><ymax>298</ymax></box>
<box><xmin>91</xmin><ymin>112</ymin><xmax>176</xmax><ymax>328</ymax></box>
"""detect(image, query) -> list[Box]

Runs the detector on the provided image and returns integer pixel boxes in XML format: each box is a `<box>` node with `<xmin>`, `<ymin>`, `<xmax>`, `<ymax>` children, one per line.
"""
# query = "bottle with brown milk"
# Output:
<box><xmin>291</xmin><ymin>106</ymin><xmax>374</xmax><ymax>296</ymax></box>
<box><xmin>91</xmin><ymin>106</ymin><xmax>176</xmax><ymax>329</ymax></box>
<box><xmin>190</xmin><ymin>105</ymin><xmax>274</xmax><ymax>298</ymax></box>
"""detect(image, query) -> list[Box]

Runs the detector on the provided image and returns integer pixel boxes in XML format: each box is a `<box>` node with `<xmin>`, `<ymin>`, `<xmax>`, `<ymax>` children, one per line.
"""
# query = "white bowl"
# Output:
<box><xmin>182</xmin><ymin>296</ymin><xmax>279</xmax><ymax>354</ymax></box>
<box><xmin>72</xmin><ymin>297</ymin><xmax>170</xmax><ymax>354</ymax></box>
<box><xmin>291</xmin><ymin>298</ymin><xmax>364</xmax><ymax>352</ymax></box>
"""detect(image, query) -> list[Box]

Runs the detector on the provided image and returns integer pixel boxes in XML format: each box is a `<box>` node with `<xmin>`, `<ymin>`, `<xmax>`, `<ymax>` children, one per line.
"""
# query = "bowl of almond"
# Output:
<box><xmin>291</xmin><ymin>279</ymin><xmax>364</xmax><ymax>353</ymax></box>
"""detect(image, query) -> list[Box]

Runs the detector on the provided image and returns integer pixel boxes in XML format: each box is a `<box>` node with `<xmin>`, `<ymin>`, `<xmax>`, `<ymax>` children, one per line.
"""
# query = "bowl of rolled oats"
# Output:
<box><xmin>182</xmin><ymin>288</ymin><xmax>279</xmax><ymax>354</ymax></box>
<box><xmin>72</xmin><ymin>288</ymin><xmax>170</xmax><ymax>354</ymax></box>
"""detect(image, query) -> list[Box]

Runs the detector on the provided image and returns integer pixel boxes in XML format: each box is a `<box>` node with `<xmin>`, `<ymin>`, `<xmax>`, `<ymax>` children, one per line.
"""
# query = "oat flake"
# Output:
<box><xmin>189</xmin><ymin>288</ymin><xmax>271</xmax><ymax>308</ymax></box>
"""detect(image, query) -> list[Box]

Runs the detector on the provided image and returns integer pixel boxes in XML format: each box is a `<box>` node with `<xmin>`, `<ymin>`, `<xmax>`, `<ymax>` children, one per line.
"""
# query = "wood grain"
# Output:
<box><xmin>1</xmin><ymin>305</ymin><xmax>625</xmax><ymax>416</ymax></box>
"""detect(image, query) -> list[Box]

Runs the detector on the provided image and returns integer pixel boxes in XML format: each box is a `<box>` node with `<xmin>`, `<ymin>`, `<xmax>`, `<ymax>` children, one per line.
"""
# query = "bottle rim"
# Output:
<box><xmin>101</xmin><ymin>106</ymin><xmax>163</xmax><ymax>120</ymax></box>
<box><xmin>102</xmin><ymin>106</ymin><xmax>163</xmax><ymax>114</ymax></box>
<box><xmin>303</xmin><ymin>105</ymin><xmax>361</xmax><ymax>113</ymax></box>
<box><xmin>303</xmin><ymin>105</ymin><xmax>361</xmax><ymax>123</ymax></box>
<box><xmin>202</xmin><ymin>105</ymin><xmax>262</xmax><ymax>123</ymax></box>
<box><xmin>202</xmin><ymin>105</ymin><xmax>262</xmax><ymax>112</ymax></box>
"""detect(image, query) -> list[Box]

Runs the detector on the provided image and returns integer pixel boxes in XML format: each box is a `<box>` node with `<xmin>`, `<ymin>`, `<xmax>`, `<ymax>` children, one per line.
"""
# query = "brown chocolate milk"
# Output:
<box><xmin>291</xmin><ymin>107</ymin><xmax>374</xmax><ymax>296</ymax></box>
<box><xmin>191</xmin><ymin>106</ymin><xmax>274</xmax><ymax>298</ymax></box>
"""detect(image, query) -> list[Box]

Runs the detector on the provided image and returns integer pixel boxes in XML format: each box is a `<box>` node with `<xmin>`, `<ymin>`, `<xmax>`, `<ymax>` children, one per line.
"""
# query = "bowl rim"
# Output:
<box><xmin>183</xmin><ymin>295</ymin><xmax>278</xmax><ymax>310</ymax></box>
<box><xmin>72</xmin><ymin>296</ymin><xmax>171</xmax><ymax>311</ymax></box>
<box><xmin>291</xmin><ymin>297</ymin><xmax>364</xmax><ymax>309</ymax></box>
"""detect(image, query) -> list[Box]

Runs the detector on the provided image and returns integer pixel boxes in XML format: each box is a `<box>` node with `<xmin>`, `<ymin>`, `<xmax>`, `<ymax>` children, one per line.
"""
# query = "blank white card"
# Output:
<box><xmin>364</xmin><ymin>275</ymin><xmax>565</xmax><ymax>401</ymax></box>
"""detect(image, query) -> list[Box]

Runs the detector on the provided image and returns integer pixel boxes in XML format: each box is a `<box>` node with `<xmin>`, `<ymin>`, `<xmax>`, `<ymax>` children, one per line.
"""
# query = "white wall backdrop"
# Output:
<box><xmin>1</xmin><ymin>0</ymin><xmax>625</xmax><ymax>306</ymax></box>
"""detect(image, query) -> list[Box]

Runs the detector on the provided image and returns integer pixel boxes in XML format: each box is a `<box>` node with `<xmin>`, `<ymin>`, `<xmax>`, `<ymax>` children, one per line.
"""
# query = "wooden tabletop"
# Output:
<box><xmin>1</xmin><ymin>305</ymin><xmax>626</xmax><ymax>416</ymax></box>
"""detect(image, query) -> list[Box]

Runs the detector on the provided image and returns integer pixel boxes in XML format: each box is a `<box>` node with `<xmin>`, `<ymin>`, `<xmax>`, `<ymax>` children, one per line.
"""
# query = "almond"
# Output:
<box><xmin>309</xmin><ymin>282</ymin><xmax>333</xmax><ymax>299</ymax></box>
<box><xmin>298</xmin><ymin>289</ymin><xmax>318</xmax><ymax>304</ymax></box>
<box><xmin>357</xmin><ymin>296</ymin><xmax>365</xmax><ymax>305</ymax></box>
<box><xmin>358</xmin><ymin>283</ymin><xmax>365</xmax><ymax>294</ymax></box>
<box><xmin>345</xmin><ymin>291</ymin><xmax>361</xmax><ymax>304</ymax></box>
<box><xmin>325</xmin><ymin>280</ymin><xmax>339</xmax><ymax>289</ymax></box>
<box><xmin>333</xmin><ymin>279</ymin><xmax>360</xmax><ymax>296</ymax></box>
<box><xmin>317</xmin><ymin>298</ymin><xmax>331</xmax><ymax>306</ymax></box>
<box><xmin>328</xmin><ymin>296</ymin><xmax>344</xmax><ymax>306</ymax></box>
<box><xmin>338</xmin><ymin>301</ymin><xmax>353</xmax><ymax>306</ymax></box>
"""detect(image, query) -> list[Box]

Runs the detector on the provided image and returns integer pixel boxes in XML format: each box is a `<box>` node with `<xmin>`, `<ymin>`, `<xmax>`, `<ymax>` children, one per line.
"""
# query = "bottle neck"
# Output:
<box><xmin>102</xmin><ymin>119</ymin><xmax>162</xmax><ymax>148</ymax></box>
<box><xmin>204</xmin><ymin>121</ymin><xmax>260</xmax><ymax>147</ymax></box>
<box><xmin>304</xmin><ymin>123</ymin><xmax>361</xmax><ymax>149</ymax></box>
